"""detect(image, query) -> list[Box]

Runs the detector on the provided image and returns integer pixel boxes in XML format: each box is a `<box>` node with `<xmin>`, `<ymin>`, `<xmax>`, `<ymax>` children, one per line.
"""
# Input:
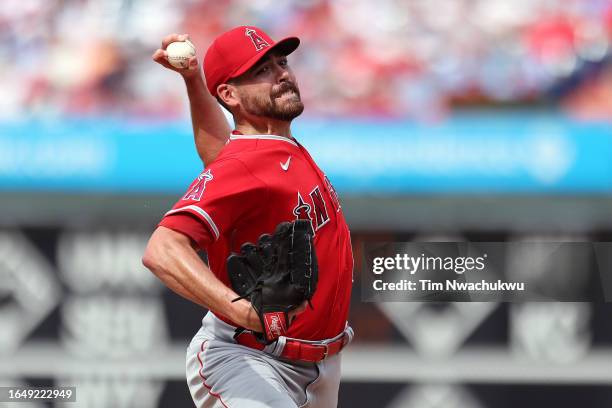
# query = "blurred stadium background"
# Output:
<box><xmin>1</xmin><ymin>0</ymin><xmax>612</xmax><ymax>407</ymax></box>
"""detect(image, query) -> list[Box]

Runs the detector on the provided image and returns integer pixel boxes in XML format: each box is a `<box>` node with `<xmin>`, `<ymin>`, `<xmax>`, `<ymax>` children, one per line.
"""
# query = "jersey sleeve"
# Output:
<box><xmin>158</xmin><ymin>213</ymin><xmax>213</xmax><ymax>247</ymax></box>
<box><xmin>160</xmin><ymin>158</ymin><xmax>267</xmax><ymax>247</ymax></box>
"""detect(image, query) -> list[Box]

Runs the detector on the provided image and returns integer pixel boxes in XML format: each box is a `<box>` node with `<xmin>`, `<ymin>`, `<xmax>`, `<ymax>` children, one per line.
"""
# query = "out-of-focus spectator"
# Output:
<box><xmin>563</xmin><ymin>64</ymin><xmax>612</xmax><ymax>120</ymax></box>
<box><xmin>1</xmin><ymin>0</ymin><xmax>611</xmax><ymax>121</ymax></box>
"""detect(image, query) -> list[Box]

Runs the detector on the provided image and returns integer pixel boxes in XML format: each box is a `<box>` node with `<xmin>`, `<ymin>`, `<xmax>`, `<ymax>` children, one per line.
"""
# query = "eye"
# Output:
<box><xmin>279</xmin><ymin>58</ymin><xmax>288</xmax><ymax>67</ymax></box>
<box><xmin>256</xmin><ymin>66</ymin><xmax>269</xmax><ymax>75</ymax></box>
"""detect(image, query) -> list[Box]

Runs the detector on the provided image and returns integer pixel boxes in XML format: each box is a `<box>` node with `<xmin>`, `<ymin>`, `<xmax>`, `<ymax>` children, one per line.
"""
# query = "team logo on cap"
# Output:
<box><xmin>245</xmin><ymin>28</ymin><xmax>269</xmax><ymax>51</ymax></box>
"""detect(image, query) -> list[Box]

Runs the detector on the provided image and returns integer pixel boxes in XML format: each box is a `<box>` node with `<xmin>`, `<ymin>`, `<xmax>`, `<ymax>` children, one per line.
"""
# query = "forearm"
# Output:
<box><xmin>143</xmin><ymin>227</ymin><xmax>259</xmax><ymax>329</ymax></box>
<box><xmin>152</xmin><ymin>34</ymin><xmax>231</xmax><ymax>166</ymax></box>
<box><xmin>154</xmin><ymin>265</ymin><xmax>214</xmax><ymax>308</ymax></box>
<box><xmin>161</xmin><ymin>261</ymin><xmax>254</xmax><ymax>325</ymax></box>
<box><xmin>184</xmin><ymin>75</ymin><xmax>231</xmax><ymax>166</ymax></box>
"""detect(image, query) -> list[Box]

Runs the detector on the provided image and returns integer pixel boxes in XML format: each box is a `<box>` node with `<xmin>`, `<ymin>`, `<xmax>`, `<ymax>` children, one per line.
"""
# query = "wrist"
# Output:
<box><xmin>231</xmin><ymin>299</ymin><xmax>260</xmax><ymax>331</ymax></box>
<box><xmin>183</xmin><ymin>72</ymin><xmax>205</xmax><ymax>88</ymax></box>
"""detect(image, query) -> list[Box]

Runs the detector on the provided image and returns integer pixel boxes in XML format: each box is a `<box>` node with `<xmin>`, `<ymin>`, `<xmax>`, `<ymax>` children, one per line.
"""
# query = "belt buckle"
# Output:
<box><xmin>321</xmin><ymin>343</ymin><xmax>330</xmax><ymax>360</ymax></box>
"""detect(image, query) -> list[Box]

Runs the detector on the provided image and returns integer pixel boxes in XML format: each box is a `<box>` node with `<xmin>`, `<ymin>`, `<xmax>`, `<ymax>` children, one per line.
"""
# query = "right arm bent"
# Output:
<box><xmin>153</xmin><ymin>34</ymin><xmax>231</xmax><ymax>166</ymax></box>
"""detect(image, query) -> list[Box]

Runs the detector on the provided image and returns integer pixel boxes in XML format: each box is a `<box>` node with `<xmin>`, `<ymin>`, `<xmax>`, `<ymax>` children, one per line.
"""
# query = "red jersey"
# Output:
<box><xmin>159</xmin><ymin>134</ymin><xmax>353</xmax><ymax>340</ymax></box>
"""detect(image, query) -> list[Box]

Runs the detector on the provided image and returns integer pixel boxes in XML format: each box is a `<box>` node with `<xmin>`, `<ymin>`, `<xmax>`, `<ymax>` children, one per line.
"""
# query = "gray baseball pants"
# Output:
<box><xmin>186</xmin><ymin>312</ymin><xmax>346</xmax><ymax>408</ymax></box>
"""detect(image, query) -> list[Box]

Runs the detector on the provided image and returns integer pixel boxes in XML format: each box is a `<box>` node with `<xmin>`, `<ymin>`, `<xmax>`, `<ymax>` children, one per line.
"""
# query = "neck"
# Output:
<box><xmin>234</xmin><ymin>117</ymin><xmax>293</xmax><ymax>138</ymax></box>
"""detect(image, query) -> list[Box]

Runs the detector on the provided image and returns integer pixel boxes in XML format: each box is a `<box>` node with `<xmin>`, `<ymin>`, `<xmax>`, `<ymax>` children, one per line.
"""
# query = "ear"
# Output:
<box><xmin>217</xmin><ymin>83</ymin><xmax>240</xmax><ymax>109</ymax></box>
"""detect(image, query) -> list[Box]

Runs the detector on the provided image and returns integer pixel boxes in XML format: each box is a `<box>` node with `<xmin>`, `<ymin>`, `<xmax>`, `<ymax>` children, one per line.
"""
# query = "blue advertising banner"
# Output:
<box><xmin>0</xmin><ymin>113</ymin><xmax>610</xmax><ymax>194</ymax></box>
<box><xmin>297</xmin><ymin>113</ymin><xmax>612</xmax><ymax>194</ymax></box>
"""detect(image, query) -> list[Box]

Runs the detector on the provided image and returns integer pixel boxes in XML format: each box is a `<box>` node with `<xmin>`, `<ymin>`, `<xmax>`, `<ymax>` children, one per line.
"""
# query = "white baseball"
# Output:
<box><xmin>166</xmin><ymin>40</ymin><xmax>196</xmax><ymax>69</ymax></box>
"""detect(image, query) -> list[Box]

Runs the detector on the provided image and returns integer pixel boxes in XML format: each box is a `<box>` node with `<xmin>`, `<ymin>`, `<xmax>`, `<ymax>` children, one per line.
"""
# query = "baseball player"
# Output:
<box><xmin>144</xmin><ymin>26</ymin><xmax>354</xmax><ymax>408</ymax></box>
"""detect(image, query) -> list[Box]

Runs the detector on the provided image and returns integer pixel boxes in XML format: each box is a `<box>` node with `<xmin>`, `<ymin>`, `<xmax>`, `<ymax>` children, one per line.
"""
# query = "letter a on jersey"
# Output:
<box><xmin>245</xmin><ymin>28</ymin><xmax>270</xmax><ymax>51</ymax></box>
<box><xmin>183</xmin><ymin>169</ymin><xmax>213</xmax><ymax>201</ymax></box>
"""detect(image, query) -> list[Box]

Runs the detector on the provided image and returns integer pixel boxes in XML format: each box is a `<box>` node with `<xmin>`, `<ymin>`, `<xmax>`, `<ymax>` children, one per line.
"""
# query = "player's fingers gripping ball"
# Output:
<box><xmin>228</xmin><ymin>220</ymin><xmax>318</xmax><ymax>343</ymax></box>
<box><xmin>166</xmin><ymin>39</ymin><xmax>196</xmax><ymax>69</ymax></box>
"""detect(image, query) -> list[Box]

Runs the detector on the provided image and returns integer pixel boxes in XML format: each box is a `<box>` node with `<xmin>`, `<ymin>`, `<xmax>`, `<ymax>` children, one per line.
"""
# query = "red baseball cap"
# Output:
<box><xmin>203</xmin><ymin>26</ymin><xmax>300</xmax><ymax>96</ymax></box>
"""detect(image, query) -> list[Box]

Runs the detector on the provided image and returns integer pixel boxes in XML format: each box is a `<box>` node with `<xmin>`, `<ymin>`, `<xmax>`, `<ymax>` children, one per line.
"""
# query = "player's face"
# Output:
<box><xmin>234</xmin><ymin>53</ymin><xmax>304</xmax><ymax>122</ymax></box>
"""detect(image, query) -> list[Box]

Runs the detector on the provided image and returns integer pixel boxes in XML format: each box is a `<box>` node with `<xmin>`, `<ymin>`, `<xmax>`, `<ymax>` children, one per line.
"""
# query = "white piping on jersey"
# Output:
<box><xmin>229</xmin><ymin>134</ymin><xmax>298</xmax><ymax>147</ymax></box>
<box><xmin>165</xmin><ymin>205</ymin><xmax>220</xmax><ymax>241</ymax></box>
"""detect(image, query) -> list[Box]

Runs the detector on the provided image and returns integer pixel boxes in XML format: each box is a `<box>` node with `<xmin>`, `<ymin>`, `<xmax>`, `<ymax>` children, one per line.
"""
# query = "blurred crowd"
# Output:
<box><xmin>1</xmin><ymin>0</ymin><xmax>611</xmax><ymax>120</ymax></box>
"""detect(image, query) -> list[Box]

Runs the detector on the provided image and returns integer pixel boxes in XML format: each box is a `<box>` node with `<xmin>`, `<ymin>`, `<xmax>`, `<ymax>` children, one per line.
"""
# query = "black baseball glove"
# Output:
<box><xmin>227</xmin><ymin>220</ymin><xmax>318</xmax><ymax>343</ymax></box>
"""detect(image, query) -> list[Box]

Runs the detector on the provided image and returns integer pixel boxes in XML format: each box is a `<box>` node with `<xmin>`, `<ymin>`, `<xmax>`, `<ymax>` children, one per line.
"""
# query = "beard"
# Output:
<box><xmin>240</xmin><ymin>81</ymin><xmax>304</xmax><ymax>122</ymax></box>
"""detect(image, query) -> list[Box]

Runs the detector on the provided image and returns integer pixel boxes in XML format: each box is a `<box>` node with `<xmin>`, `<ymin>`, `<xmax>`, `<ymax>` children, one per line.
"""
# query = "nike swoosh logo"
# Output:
<box><xmin>280</xmin><ymin>156</ymin><xmax>292</xmax><ymax>171</ymax></box>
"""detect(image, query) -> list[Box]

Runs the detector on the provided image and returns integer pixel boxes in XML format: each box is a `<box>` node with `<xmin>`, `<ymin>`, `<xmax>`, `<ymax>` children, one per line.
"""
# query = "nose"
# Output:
<box><xmin>275</xmin><ymin>63</ymin><xmax>290</xmax><ymax>83</ymax></box>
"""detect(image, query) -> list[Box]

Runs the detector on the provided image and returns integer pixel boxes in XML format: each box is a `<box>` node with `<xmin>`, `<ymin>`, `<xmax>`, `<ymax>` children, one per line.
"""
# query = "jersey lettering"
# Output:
<box><xmin>324</xmin><ymin>175</ymin><xmax>341</xmax><ymax>212</ymax></box>
<box><xmin>309</xmin><ymin>186</ymin><xmax>330</xmax><ymax>231</ymax></box>
<box><xmin>245</xmin><ymin>28</ymin><xmax>269</xmax><ymax>51</ymax></box>
<box><xmin>293</xmin><ymin>192</ymin><xmax>311</xmax><ymax>218</ymax></box>
<box><xmin>182</xmin><ymin>169</ymin><xmax>213</xmax><ymax>201</ymax></box>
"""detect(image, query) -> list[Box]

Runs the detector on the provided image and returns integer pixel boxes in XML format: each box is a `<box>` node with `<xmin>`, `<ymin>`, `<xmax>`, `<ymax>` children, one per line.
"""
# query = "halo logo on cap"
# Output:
<box><xmin>245</xmin><ymin>28</ymin><xmax>270</xmax><ymax>51</ymax></box>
